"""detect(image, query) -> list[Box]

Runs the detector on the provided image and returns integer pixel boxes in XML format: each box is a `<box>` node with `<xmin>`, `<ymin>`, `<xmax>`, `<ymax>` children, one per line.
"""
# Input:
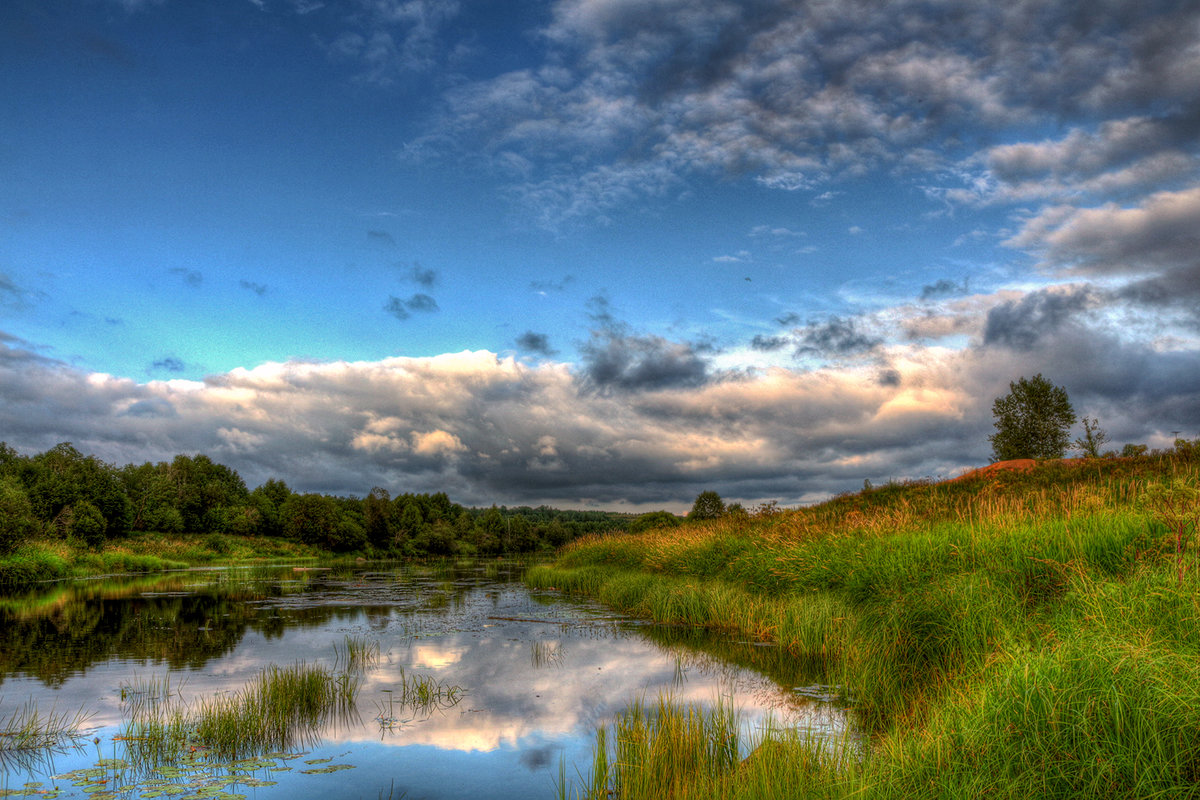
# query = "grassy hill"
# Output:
<box><xmin>531</xmin><ymin>444</ymin><xmax>1200</xmax><ymax>799</ymax></box>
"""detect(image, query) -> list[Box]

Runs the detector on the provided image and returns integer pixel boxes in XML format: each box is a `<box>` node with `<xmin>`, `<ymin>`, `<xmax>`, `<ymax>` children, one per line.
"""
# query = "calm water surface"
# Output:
<box><xmin>0</xmin><ymin>560</ymin><xmax>850</xmax><ymax>799</ymax></box>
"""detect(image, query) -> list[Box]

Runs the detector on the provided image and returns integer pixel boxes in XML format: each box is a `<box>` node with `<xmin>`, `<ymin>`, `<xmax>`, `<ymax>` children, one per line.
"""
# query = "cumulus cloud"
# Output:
<box><xmin>1006</xmin><ymin>185</ymin><xmax>1200</xmax><ymax>279</ymax></box>
<box><xmin>2</xmin><ymin>318</ymin><xmax>1197</xmax><ymax>507</ymax></box>
<box><xmin>982</xmin><ymin>286</ymin><xmax>1098</xmax><ymax>351</ymax></box>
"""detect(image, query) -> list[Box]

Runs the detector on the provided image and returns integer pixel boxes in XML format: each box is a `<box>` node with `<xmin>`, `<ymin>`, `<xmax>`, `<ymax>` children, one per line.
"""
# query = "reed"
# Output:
<box><xmin>120</xmin><ymin>663</ymin><xmax>361</xmax><ymax>762</ymax></box>
<box><xmin>334</xmin><ymin>634</ymin><xmax>381</xmax><ymax>672</ymax></box>
<box><xmin>0</xmin><ymin>698</ymin><xmax>92</xmax><ymax>752</ymax></box>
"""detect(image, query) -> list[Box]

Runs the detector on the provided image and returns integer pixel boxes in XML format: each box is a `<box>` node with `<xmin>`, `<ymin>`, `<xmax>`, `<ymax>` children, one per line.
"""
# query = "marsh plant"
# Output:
<box><xmin>121</xmin><ymin>663</ymin><xmax>362</xmax><ymax>763</ymax></box>
<box><xmin>0</xmin><ymin>697</ymin><xmax>92</xmax><ymax>753</ymax></box>
<box><xmin>334</xmin><ymin>634</ymin><xmax>382</xmax><ymax>672</ymax></box>
<box><xmin>375</xmin><ymin>669</ymin><xmax>464</xmax><ymax>730</ymax></box>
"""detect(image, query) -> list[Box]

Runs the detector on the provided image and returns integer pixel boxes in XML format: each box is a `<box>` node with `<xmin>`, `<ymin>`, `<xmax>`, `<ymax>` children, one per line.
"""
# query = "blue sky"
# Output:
<box><xmin>2</xmin><ymin>0</ymin><xmax>1198</xmax><ymax>510</ymax></box>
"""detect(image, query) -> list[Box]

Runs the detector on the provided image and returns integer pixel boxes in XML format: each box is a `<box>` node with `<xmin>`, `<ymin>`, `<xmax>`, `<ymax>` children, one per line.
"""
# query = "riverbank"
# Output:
<box><xmin>0</xmin><ymin>531</ymin><xmax>327</xmax><ymax>586</ymax></box>
<box><xmin>532</xmin><ymin>448</ymin><xmax>1200</xmax><ymax>798</ymax></box>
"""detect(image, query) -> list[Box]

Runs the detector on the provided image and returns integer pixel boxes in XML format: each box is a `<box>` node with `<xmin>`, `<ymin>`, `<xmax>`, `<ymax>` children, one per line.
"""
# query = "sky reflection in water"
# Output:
<box><xmin>0</xmin><ymin>562</ymin><xmax>850</xmax><ymax>799</ymax></box>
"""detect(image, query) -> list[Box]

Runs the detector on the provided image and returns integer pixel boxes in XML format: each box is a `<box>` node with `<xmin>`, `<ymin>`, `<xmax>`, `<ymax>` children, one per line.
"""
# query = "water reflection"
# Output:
<box><xmin>0</xmin><ymin>561</ymin><xmax>851</xmax><ymax>799</ymax></box>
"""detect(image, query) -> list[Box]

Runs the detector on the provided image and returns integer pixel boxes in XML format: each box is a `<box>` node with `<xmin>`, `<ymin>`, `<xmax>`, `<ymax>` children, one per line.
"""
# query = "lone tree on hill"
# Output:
<box><xmin>689</xmin><ymin>490</ymin><xmax>726</xmax><ymax>520</ymax></box>
<box><xmin>989</xmin><ymin>374</ymin><xmax>1076</xmax><ymax>461</ymax></box>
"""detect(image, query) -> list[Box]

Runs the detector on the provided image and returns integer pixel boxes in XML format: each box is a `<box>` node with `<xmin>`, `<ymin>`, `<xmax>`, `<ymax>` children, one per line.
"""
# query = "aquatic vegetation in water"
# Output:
<box><xmin>0</xmin><ymin>698</ymin><xmax>92</xmax><ymax>754</ymax></box>
<box><xmin>374</xmin><ymin>669</ymin><xmax>464</xmax><ymax>731</ymax></box>
<box><xmin>119</xmin><ymin>663</ymin><xmax>361</xmax><ymax>764</ymax></box>
<box><xmin>333</xmin><ymin>634</ymin><xmax>381</xmax><ymax>672</ymax></box>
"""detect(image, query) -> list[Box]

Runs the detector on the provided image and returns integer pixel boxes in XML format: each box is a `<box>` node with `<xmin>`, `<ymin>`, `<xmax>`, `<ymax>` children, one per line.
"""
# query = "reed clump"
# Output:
<box><xmin>121</xmin><ymin>663</ymin><xmax>361</xmax><ymax>762</ymax></box>
<box><xmin>535</xmin><ymin>446</ymin><xmax>1200</xmax><ymax>798</ymax></box>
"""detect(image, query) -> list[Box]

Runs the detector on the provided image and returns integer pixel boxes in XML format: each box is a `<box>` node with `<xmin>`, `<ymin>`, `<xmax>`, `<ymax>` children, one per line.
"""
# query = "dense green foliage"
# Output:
<box><xmin>539</xmin><ymin>441</ymin><xmax>1200</xmax><ymax>799</ymax></box>
<box><xmin>0</xmin><ymin>441</ymin><xmax>637</xmax><ymax>570</ymax></box>
<box><xmin>989</xmin><ymin>373</ymin><xmax>1076</xmax><ymax>461</ymax></box>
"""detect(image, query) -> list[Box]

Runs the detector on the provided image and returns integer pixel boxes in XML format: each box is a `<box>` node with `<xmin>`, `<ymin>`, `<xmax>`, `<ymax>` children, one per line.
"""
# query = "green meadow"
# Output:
<box><xmin>534</xmin><ymin>444</ymin><xmax>1200</xmax><ymax>799</ymax></box>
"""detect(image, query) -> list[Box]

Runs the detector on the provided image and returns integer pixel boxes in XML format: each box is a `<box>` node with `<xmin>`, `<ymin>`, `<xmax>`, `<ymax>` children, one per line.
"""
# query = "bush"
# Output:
<box><xmin>68</xmin><ymin>501</ymin><xmax>107</xmax><ymax>549</ymax></box>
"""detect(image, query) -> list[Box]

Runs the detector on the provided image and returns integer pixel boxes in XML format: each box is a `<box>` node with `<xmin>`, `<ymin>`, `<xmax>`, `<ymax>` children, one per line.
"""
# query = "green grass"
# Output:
<box><xmin>0</xmin><ymin>532</ymin><xmax>328</xmax><ymax>588</ymax></box>
<box><xmin>536</xmin><ymin>447</ymin><xmax>1200</xmax><ymax>798</ymax></box>
<box><xmin>0</xmin><ymin>698</ymin><xmax>92</xmax><ymax>753</ymax></box>
<box><xmin>121</xmin><ymin>663</ymin><xmax>361</xmax><ymax>762</ymax></box>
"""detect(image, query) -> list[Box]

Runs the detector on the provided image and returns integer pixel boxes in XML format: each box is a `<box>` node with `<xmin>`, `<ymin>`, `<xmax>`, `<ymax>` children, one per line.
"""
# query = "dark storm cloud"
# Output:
<box><xmin>239</xmin><ymin>280</ymin><xmax>268</xmax><ymax>296</ymax></box>
<box><xmin>579</xmin><ymin>297</ymin><xmax>713</xmax><ymax>392</ymax></box>
<box><xmin>169</xmin><ymin>268</ymin><xmax>203</xmax><ymax>288</ymax></box>
<box><xmin>384</xmin><ymin>293</ymin><xmax>440</xmax><ymax>320</ymax></box>
<box><xmin>579</xmin><ymin>329</ymin><xmax>711</xmax><ymax>392</ymax></box>
<box><xmin>795</xmin><ymin>316</ymin><xmax>881</xmax><ymax>357</ymax></box>
<box><xmin>516</xmin><ymin>331</ymin><xmax>556</xmax><ymax>356</ymax></box>
<box><xmin>982</xmin><ymin>287</ymin><xmax>1096</xmax><ymax>351</ymax></box>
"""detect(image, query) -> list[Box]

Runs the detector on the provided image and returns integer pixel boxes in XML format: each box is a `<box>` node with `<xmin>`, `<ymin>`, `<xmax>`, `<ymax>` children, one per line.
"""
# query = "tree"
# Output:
<box><xmin>1073</xmin><ymin>416</ymin><xmax>1110</xmax><ymax>458</ymax></box>
<box><xmin>989</xmin><ymin>374</ymin><xmax>1076</xmax><ymax>461</ymax></box>
<box><xmin>689</xmin><ymin>490</ymin><xmax>726</xmax><ymax>521</ymax></box>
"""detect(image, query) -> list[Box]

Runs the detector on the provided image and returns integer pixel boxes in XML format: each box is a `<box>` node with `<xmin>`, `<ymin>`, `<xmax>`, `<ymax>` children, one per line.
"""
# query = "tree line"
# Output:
<box><xmin>0</xmin><ymin>442</ymin><xmax>642</xmax><ymax>557</ymax></box>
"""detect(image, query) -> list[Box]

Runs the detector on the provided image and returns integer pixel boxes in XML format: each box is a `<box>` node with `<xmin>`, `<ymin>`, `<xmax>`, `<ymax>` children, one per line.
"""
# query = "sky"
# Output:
<box><xmin>2</xmin><ymin>0</ymin><xmax>1199</xmax><ymax>511</ymax></box>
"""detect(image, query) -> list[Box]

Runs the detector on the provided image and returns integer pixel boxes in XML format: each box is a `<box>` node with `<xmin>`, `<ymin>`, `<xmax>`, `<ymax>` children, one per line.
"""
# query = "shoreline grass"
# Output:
<box><xmin>535</xmin><ymin>449</ymin><xmax>1200</xmax><ymax>798</ymax></box>
<box><xmin>0</xmin><ymin>533</ymin><xmax>330</xmax><ymax>588</ymax></box>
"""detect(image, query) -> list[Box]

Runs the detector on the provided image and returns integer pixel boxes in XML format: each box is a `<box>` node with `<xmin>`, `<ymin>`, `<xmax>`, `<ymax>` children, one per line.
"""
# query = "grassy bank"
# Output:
<box><xmin>535</xmin><ymin>450</ymin><xmax>1200</xmax><ymax>798</ymax></box>
<box><xmin>0</xmin><ymin>531</ymin><xmax>327</xmax><ymax>586</ymax></box>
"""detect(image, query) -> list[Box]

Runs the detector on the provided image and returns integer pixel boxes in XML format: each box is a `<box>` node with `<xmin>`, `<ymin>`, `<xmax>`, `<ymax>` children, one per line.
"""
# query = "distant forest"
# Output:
<box><xmin>0</xmin><ymin>442</ymin><xmax>659</xmax><ymax>556</ymax></box>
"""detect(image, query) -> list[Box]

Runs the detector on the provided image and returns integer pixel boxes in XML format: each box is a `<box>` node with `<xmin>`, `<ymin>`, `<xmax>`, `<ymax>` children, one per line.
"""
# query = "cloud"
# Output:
<box><xmin>982</xmin><ymin>286</ymin><xmax>1098</xmax><ymax>351</ymax></box>
<box><xmin>516</xmin><ymin>331</ymin><xmax>557</xmax><ymax>356</ymax></box>
<box><xmin>919</xmin><ymin>278</ymin><xmax>969</xmax><ymax>301</ymax></box>
<box><xmin>402</xmin><ymin>263</ymin><xmax>437</xmax><ymax>287</ymax></box>
<box><xmin>169</xmin><ymin>268</ymin><xmax>203</xmax><ymax>288</ymax></box>
<box><xmin>579</xmin><ymin>329</ymin><xmax>712</xmax><ymax>393</ymax></box>
<box><xmin>412</xmin><ymin>0</ymin><xmax>1200</xmax><ymax>226</ymax></box>
<box><xmin>2</xmin><ymin>319</ymin><xmax>1197</xmax><ymax>508</ymax></box>
<box><xmin>318</xmin><ymin>0</ymin><xmax>462</xmax><ymax>84</ymax></box>
<box><xmin>1006</xmin><ymin>185</ymin><xmax>1200</xmax><ymax>279</ymax></box>
<box><xmin>384</xmin><ymin>293</ymin><xmax>440</xmax><ymax>320</ymax></box>
<box><xmin>151</xmin><ymin>357</ymin><xmax>187</xmax><ymax>373</ymax></box>
<box><xmin>794</xmin><ymin>316</ymin><xmax>881</xmax><ymax>358</ymax></box>
<box><xmin>750</xmin><ymin>334</ymin><xmax>788</xmax><ymax>352</ymax></box>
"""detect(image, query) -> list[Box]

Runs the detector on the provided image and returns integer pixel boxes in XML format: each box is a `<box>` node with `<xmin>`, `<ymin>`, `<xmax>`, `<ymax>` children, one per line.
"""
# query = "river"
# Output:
<box><xmin>0</xmin><ymin>559</ymin><xmax>851</xmax><ymax>799</ymax></box>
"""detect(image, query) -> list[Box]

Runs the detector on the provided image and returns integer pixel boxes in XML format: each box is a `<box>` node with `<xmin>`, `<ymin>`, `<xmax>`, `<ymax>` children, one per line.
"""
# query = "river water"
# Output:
<box><xmin>0</xmin><ymin>560</ymin><xmax>851</xmax><ymax>799</ymax></box>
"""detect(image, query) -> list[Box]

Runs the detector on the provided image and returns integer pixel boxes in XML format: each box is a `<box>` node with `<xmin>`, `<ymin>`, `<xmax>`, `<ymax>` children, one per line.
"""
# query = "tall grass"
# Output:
<box><xmin>121</xmin><ymin>663</ymin><xmax>361</xmax><ymax>763</ymax></box>
<box><xmin>537</xmin><ymin>449</ymin><xmax>1200</xmax><ymax>798</ymax></box>
<box><xmin>0</xmin><ymin>698</ymin><xmax>92</xmax><ymax>752</ymax></box>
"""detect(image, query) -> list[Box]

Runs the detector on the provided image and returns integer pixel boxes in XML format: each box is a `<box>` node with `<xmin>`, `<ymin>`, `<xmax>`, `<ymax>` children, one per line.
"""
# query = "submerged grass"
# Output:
<box><xmin>537</xmin><ymin>448</ymin><xmax>1200</xmax><ymax>798</ymax></box>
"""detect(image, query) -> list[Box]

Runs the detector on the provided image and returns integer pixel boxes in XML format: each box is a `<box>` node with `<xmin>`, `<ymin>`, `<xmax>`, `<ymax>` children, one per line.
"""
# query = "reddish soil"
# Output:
<box><xmin>951</xmin><ymin>457</ymin><xmax>1090</xmax><ymax>482</ymax></box>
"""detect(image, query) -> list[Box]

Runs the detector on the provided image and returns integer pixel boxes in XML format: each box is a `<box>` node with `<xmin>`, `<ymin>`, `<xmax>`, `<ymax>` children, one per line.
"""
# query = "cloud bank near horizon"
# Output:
<box><xmin>4</xmin><ymin>280</ymin><xmax>1196</xmax><ymax>510</ymax></box>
